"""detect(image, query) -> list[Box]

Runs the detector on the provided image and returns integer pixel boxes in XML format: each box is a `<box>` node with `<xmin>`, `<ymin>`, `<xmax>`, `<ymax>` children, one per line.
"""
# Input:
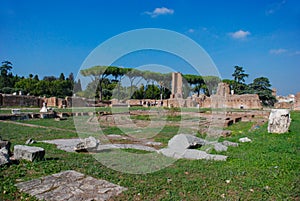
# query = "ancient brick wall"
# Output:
<box><xmin>216</xmin><ymin>82</ymin><xmax>230</xmax><ymax>96</ymax></box>
<box><xmin>206</xmin><ymin>94</ymin><xmax>261</xmax><ymax>109</ymax></box>
<box><xmin>0</xmin><ymin>94</ymin><xmax>43</xmax><ymax>107</ymax></box>
<box><xmin>57</xmin><ymin>98</ymin><xmax>67</xmax><ymax>108</ymax></box>
<box><xmin>65</xmin><ymin>96</ymin><xmax>95</xmax><ymax>107</ymax></box>
<box><xmin>126</xmin><ymin>99</ymin><xmax>143</xmax><ymax>106</ymax></box>
<box><xmin>45</xmin><ymin>97</ymin><xmax>57</xmax><ymax>107</ymax></box>
<box><xmin>44</xmin><ymin>97</ymin><xmax>67</xmax><ymax>108</ymax></box>
<box><xmin>166</xmin><ymin>99</ymin><xmax>186</xmax><ymax>107</ymax></box>
<box><xmin>295</xmin><ymin>94</ymin><xmax>299</xmax><ymax>110</ymax></box>
<box><xmin>274</xmin><ymin>102</ymin><xmax>293</xmax><ymax>109</ymax></box>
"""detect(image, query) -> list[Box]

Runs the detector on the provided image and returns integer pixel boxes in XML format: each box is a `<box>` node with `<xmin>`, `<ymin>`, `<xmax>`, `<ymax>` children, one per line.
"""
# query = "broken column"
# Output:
<box><xmin>268</xmin><ymin>109</ymin><xmax>291</xmax><ymax>133</ymax></box>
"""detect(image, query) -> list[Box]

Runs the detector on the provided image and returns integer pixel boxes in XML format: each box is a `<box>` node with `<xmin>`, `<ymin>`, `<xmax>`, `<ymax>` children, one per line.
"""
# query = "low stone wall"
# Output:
<box><xmin>0</xmin><ymin>94</ymin><xmax>43</xmax><ymax>107</ymax></box>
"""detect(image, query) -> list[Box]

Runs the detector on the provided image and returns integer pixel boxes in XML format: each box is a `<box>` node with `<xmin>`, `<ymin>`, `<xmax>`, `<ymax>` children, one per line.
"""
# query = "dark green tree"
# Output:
<box><xmin>74</xmin><ymin>79</ymin><xmax>82</xmax><ymax>93</ymax></box>
<box><xmin>43</xmin><ymin>76</ymin><xmax>57</xmax><ymax>82</ymax></box>
<box><xmin>232</xmin><ymin>65</ymin><xmax>248</xmax><ymax>83</ymax></box>
<box><xmin>59</xmin><ymin>73</ymin><xmax>65</xmax><ymax>81</ymax></box>
<box><xmin>0</xmin><ymin>61</ymin><xmax>13</xmax><ymax>76</ymax></box>
<box><xmin>249</xmin><ymin>77</ymin><xmax>276</xmax><ymax>106</ymax></box>
<box><xmin>132</xmin><ymin>84</ymin><xmax>145</xmax><ymax>99</ymax></box>
<box><xmin>33</xmin><ymin>75</ymin><xmax>39</xmax><ymax>81</ymax></box>
<box><xmin>231</xmin><ymin>66</ymin><xmax>249</xmax><ymax>94</ymax></box>
<box><xmin>0</xmin><ymin>61</ymin><xmax>14</xmax><ymax>90</ymax></box>
<box><xmin>183</xmin><ymin>74</ymin><xmax>206</xmax><ymax>96</ymax></box>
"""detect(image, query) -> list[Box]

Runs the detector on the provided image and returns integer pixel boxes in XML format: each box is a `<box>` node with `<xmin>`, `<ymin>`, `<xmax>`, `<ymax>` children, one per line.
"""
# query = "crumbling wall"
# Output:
<box><xmin>295</xmin><ymin>92</ymin><xmax>300</xmax><ymax>111</ymax></box>
<box><xmin>45</xmin><ymin>97</ymin><xmax>57</xmax><ymax>107</ymax></box>
<box><xmin>207</xmin><ymin>94</ymin><xmax>262</xmax><ymax>109</ymax></box>
<box><xmin>0</xmin><ymin>94</ymin><xmax>43</xmax><ymax>107</ymax></box>
<box><xmin>274</xmin><ymin>102</ymin><xmax>293</xmax><ymax>109</ymax></box>
<box><xmin>44</xmin><ymin>97</ymin><xmax>67</xmax><ymax>108</ymax></box>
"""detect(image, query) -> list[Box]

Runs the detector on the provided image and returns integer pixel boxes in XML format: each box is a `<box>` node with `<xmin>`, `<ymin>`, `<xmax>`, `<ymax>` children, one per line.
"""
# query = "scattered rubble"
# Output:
<box><xmin>159</xmin><ymin>134</ymin><xmax>239</xmax><ymax>161</ymax></box>
<box><xmin>14</xmin><ymin>145</ymin><xmax>45</xmax><ymax>162</ymax></box>
<box><xmin>0</xmin><ymin>147</ymin><xmax>10</xmax><ymax>166</ymax></box>
<box><xmin>239</xmin><ymin>137</ymin><xmax>252</xmax><ymax>143</ymax></box>
<box><xmin>74</xmin><ymin>136</ymin><xmax>100</xmax><ymax>152</ymax></box>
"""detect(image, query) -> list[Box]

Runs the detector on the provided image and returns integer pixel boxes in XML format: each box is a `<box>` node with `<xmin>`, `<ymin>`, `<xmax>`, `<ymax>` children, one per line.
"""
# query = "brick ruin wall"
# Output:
<box><xmin>274</xmin><ymin>102</ymin><xmax>294</xmax><ymax>109</ymax></box>
<box><xmin>0</xmin><ymin>94</ymin><xmax>96</xmax><ymax>108</ymax></box>
<box><xmin>0</xmin><ymin>94</ymin><xmax>43</xmax><ymax>107</ymax></box>
<box><xmin>207</xmin><ymin>94</ymin><xmax>262</xmax><ymax>109</ymax></box>
<box><xmin>44</xmin><ymin>97</ymin><xmax>67</xmax><ymax>108</ymax></box>
<box><xmin>295</xmin><ymin>92</ymin><xmax>300</xmax><ymax>111</ymax></box>
<box><xmin>0</xmin><ymin>89</ymin><xmax>298</xmax><ymax>110</ymax></box>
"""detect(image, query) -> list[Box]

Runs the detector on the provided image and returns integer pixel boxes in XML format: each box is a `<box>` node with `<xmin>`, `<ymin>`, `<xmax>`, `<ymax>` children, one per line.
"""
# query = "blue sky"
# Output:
<box><xmin>0</xmin><ymin>0</ymin><xmax>299</xmax><ymax>95</ymax></box>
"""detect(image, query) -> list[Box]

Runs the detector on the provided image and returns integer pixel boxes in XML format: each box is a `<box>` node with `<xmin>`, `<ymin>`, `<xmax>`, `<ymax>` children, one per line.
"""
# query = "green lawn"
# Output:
<box><xmin>0</xmin><ymin>112</ymin><xmax>299</xmax><ymax>200</ymax></box>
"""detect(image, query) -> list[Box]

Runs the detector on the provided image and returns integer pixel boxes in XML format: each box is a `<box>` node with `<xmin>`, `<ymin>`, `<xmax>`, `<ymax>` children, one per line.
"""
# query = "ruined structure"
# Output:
<box><xmin>0</xmin><ymin>94</ymin><xmax>43</xmax><ymax>107</ymax></box>
<box><xmin>0</xmin><ymin>94</ymin><xmax>98</xmax><ymax>108</ymax></box>
<box><xmin>44</xmin><ymin>97</ymin><xmax>67</xmax><ymax>108</ymax></box>
<box><xmin>166</xmin><ymin>82</ymin><xmax>262</xmax><ymax>109</ymax></box>
<box><xmin>268</xmin><ymin>109</ymin><xmax>291</xmax><ymax>133</ymax></box>
<box><xmin>127</xmin><ymin>80</ymin><xmax>262</xmax><ymax>109</ymax></box>
<box><xmin>275</xmin><ymin>94</ymin><xmax>295</xmax><ymax>109</ymax></box>
<box><xmin>295</xmin><ymin>92</ymin><xmax>300</xmax><ymax>111</ymax></box>
<box><xmin>171</xmin><ymin>72</ymin><xmax>183</xmax><ymax>99</ymax></box>
<box><xmin>200</xmin><ymin>83</ymin><xmax>262</xmax><ymax>109</ymax></box>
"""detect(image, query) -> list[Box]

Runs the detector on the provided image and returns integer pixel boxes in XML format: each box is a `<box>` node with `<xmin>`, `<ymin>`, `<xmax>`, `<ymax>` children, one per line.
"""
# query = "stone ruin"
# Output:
<box><xmin>15</xmin><ymin>170</ymin><xmax>127</xmax><ymax>201</ymax></box>
<box><xmin>206</xmin><ymin>82</ymin><xmax>262</xmax><ymax>109</ymax></box>
<box><xmin>1</xmin><ymin>73</ymin><xmax>298</xmax><ymax>110</ymax></box>
<box><xmin>171</xmin><ymin>72</ymin><xmax>183</xmax><ymax>99</ymax></box>
<box><xmin>127</xmin><ymin>75</ymin><xmax>262</xmax><ymax>109</ymax></box>
<box><xmin>268</xmin><ymin>109</ymin><xmax>291</xmax><ymax>133</ymax></box>
<box><xmin>295</xmin><ymin>92</ymin><xmax>300</xmax><ymax>111</ymax></box>
<box><xmin>0</xmin><ymin>93</ymin><xmax>108</xmax><ymax>108</ymax></box>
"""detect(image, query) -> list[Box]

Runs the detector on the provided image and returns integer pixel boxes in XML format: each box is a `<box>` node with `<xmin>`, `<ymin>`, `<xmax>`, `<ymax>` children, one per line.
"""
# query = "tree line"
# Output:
<box><xmin>79</xmin><ymin>66</ymin><xmax>222</xmax><ymax>101</ymax></box>
<box><xmin>0</xmin><ymin>61</ymin><xmax>82</xmax><ymax>98</ymax></box>
<box><xmin>79</xmin><ymin>65</ymin><xmax>276</xmax><ymax>106</ymax></box>
<box><xmin>1</xmin><ymin>60</ymin><xmax>276</xmax><ymax>106</ymax></box>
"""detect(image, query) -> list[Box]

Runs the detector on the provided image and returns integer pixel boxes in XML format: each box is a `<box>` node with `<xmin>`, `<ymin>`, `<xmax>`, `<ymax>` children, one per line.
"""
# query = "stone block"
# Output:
<box><xmin>213</xmin><ymin>143</ymin><xmax>228</xmax><ymax>152</ymax></box>
<box><xmin>14</xmin><ymin>145</ymin><xmax>45</xmax><ymax>162</ymax></box>
<box><xmin>239</xmin><ymin>137</ymin><xmax>252</xmax><ymax>143</ymax></box>
<box><xmin>15</xmin><ymin>170</ymin><xmax>127</xmax><ymax>201</ymax></box>
<box><xmin>168</xmin><ymin>134</ymin><xmax>206</xmax><ymax>151</ymax></box>
<box><xmin>206</xmin><ymin>154</ymin><xmax>228</xmax><ymax>161</ymax></box>
<box><xmin>268</xmin><ymin>109</ymin><xmax>291</xmax><ymax>133</ymax></box>
<box><xmin>0</xmin><ymin>140</ymin><xmax>11</xmax><ymax>155</ymax></box>
<box><xmin>74</xmin><ymin>136</ymin><xmax>100</xmax><ymax>152</ymax></box>
<box><xmin>222</xmin><ymin>141</ymin><xmax>239</xmax><ymax>147</ymax></box>
<box><xmin>0</xmin><ymin>147</ymin><xmax>10</xmax><ymax>166</ymax></box>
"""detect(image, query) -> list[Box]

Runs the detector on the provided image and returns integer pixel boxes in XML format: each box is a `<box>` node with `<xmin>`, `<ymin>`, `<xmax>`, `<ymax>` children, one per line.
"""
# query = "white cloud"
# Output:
<box><xmin>269</xmin><ymin>48</ymin><xmax>287</xmax><ymax>55</ymax></box>
<box><xmin>266</xmin><ymin>0</ymin><xmax>286</xmax><ymax>15</ymax></box>
<box><xmin>294</xmin><ymin>51</ymin><xmax>300</xmax><ymax>55</ymax></box>
<box><xmin>188</xmin><ymin>29</ymin><xmax>195</xmax><ymax>33</ymax></box>
<box><xmin>230</xmin><ymin>30</ymin><xmax>251</xmax><ymax>39</ymax></box>
<box><xmin>144</xmin><ymin>7</ymin><xmax>174</xmax><ymax>18</ymax></box>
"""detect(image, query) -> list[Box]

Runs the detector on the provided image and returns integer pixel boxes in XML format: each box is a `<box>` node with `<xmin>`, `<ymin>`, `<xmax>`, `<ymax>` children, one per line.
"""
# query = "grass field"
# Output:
<box><xmin>0</xmin><ymin>111</ymin><xmax>299</xmax><ymax>200</ymax></box>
